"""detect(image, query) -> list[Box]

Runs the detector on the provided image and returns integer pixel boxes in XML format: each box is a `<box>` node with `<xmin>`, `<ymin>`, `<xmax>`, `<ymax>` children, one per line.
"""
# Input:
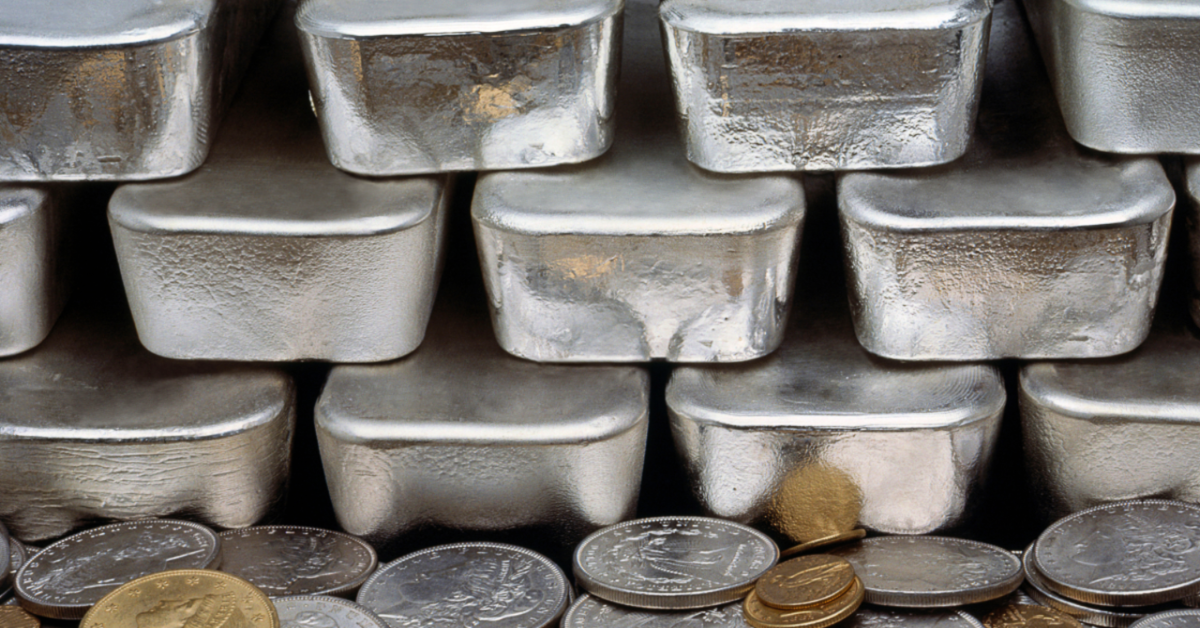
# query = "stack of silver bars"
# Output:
<box><xmin>0</xmin><ymin>0</ymin><xmax>1199</xmax><ymax>574</ymax></box>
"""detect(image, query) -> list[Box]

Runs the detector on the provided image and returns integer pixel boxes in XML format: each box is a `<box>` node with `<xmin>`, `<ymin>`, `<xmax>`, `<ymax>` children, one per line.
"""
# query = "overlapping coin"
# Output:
<box><xmin>982</xmin><ymin>603</ymin><xmax>1084</xmax><ymax>628</ymax></box>
<box><xmin>218</xmin><ymin>527</ymin><xmax>377</xmax><ymax>598</ymax></box>
<box><xmin>562</xmin><ymin>594</ymin><xmax>749</xmax><ymax>628</ymax></box>
<box><xmin>1022</xmin><ymin>543</ymin><xmax>1175</xmax><ymax>628</ymax></box>
<box><xmin>274</xmin><ymin>595</ymin><xmax>388</xmax><ymax>628</ymax></box>
<box><xmin>743</xmin><ymin>576</ymin><xmax>864</xmax><ymax>628</ymax></box>
<box><xmin>754</xmin><ymin>555</ymin><xmax>856</xmax><ymax>610</ymax></box>
<box><xmin>780</xmin><ymin>531</ymin><xmax>867</xmax><ymax>560</ymax></box>
<box><xmin>0</xmin><ymin>607</ymin><xmax>38</xmax><ymax>628</ymax></box>
<box><xmin>79</xmin><ymin>569</ymin><xmax>278</xmax><ymax>628</ymax></box>
<box><xmin>1129</xmin><ymin>611</ymin><xmax>1200</xmax><ymax>628</ymax></box>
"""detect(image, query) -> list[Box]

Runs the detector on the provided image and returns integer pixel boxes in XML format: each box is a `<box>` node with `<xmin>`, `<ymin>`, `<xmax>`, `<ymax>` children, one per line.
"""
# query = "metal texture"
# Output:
<box><xmin>0</xmin><ymin>541</ymin><xmax>24</xmax><ymax>605</ymax></box>
<box><xmin>0</xmin><ymin>305</ymin><xmax>296</xmax><ymax>542</ymax></box>
<box><xmin>561</xmin><ymin>594</ymin><xmax>748</xmax><ymax>628</ymax></box>
<box><xmin>1187</xmin><ymin>161</ymin><xmax>1200</xmax><ymax>329</ymax></box>
<box><xmin>658</xmin><ymin>0</ymin><xmax>991</xmax><ymax>172</ymax></box>
<box><xmin>79</xmin><ymin>570</ymin><xmax>279</xmax><ymax>628</ymax></box>
<box><xmin>754</xmin><ymin>555</ymin><xmax>856</xmax><ymax>610</ymax></box>
<box><xmin>109</xmin><ymin>11</ymin><xmax>449</xmax><ymax>363</ymax></box>
<box><xmin>1022</xmin><ymin>545</ymin><xmax>1170</xmax><ymax>628</ymax></box>
<box><xmin>274</xmin><ymin>596</ymin><xmax>389</xmax><ymax>628</ymax></box>
<box><xmin>837</xmin><ymin>0</ymin><xmax>1174</xmax><ymax>361</ymax></box>
<box><xmin>0</xmin><ymin>187</ymin><xmax>66</xmax><ymax>358</ymax></box>
<box><xmin>1130</xmin><ymin>612</ymin><xmax>1200</xmax><ymax>628</ymax></box>
<box><xmin>1022</xmin><ymin>0</ymin><xmax>1200</xmax><ymax>153</ymax></box>
<box><xmin>742</xmin><ymin>579</ymin><xmax>864</xmax><ymax>628</ymax></box>
<box><xmin>472</xmin><ymin>0</ymin><xmax>805</xmax><ymax>363</ymax></box>
<box><xmin>217</xmin><ymin>527</ymin><xmax>378</xmax><ymax>599</ymax></box>
<box><xmin>838</xmin><ymin>606</ymin><xmax>986</xmax><ymax>628</ymax></box>
<box><xmin>666</xmin><ymin>302</ymin><xmax>1006</xmax><ymax>538</ymax></box>
<box><xmin>0</xmin><ymin>0</ymin><xmax>279</xmax><ymax>181</ymax></box>
<box><xmin>1021</xmin><ymin>325</ymin><xmax>1200</xmax><ymax>521</ymax></box>
<box><xmin>982</xmin><ymin>604</ymin><xmax>1083</xmax><ymax>628</ymax></box>
<box><xmin>295</xmin><ymin>0</ymin><xmax>620</xmax><ymax>175</ymax></box>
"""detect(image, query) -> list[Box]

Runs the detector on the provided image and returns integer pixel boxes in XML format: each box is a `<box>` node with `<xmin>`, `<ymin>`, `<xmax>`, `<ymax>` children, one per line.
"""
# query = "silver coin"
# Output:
<box><xmin>839</xmin><ymin>605</ymin><xmax>987</xmax><ymax>628</ymax></box>
<box><xmin>1130</xmin><ymin>611</ymin><xmax>1200</xmax><ymax>628</ymax></box>
<box><xmin>0</xmin><ymin>541</ymin><xmax>28</xmax><ymax>603</ymax></box>
<box><xmin>1033</xmin><ymin>500</ymin><xmax>1200</xmax><ymax>607</ymax></box>
<box><xmin>1022</xmin><ymin>544</ymin><xmax>1171</xmax><ymax>628</ymax></box>
<box><xmin>0</xmin><ymin>523</ymin><xmax>11</xmax><ymax>593</ymax></box>
<box><xmin>219</xmin><ymin>526</ymin><xmax>378</xmax><ymax>598</ymax></box>
<box><xmin>356</xmin><ymin>542</ymin><xmax>569</xmax><ymax>628</ymax></box>
<box><xmin>573</xmin><ymin>516</ymin><xmax>779</xmax><ymax>610</ymax></box>
<box><xmin>828</xmin><ymin>536</ymin><xmax>1022</xmax><ymax>607</ymax></box>
<box><xmin>561</xmin><ymin>593</ymin><xmax>748</xmax><ymax>628</ymax></box>
<box><xmin>275</xmin><ymin>595</ymin><xmax>390</xmax><ymax>628</ymax></box>
<box><xmin>14</xmin><ymin>519</ymin><xmax>221</xmax><ymax>619</ymax></box>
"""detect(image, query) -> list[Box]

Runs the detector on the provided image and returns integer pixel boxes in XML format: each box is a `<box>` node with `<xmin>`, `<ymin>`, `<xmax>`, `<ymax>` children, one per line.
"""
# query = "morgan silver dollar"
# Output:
<box><xmin>219</xmin><ymin>527</ymin><xmax>378</xmax><ymax>598</ymax></box>
<box><xmin>275</xmin><ymin>595</ymin><xmax>390</xmax><ymax>628</ymax></box>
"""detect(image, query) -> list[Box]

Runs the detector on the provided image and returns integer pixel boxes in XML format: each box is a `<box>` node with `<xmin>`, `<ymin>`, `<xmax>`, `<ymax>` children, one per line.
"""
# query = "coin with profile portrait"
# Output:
<box><xmin>79</xmin><ymin>570</ymin><xmax>277</xmax><ymax>628</ymax></box>
<box><xmin>274</xmin><ymin>595</ymin><xmax>387</xmax><ymax>628</ymax></box>
<box><xmin>218</xmin><ymin>527</ymin><xmax>377</xmax><ymax>598</ymax></box>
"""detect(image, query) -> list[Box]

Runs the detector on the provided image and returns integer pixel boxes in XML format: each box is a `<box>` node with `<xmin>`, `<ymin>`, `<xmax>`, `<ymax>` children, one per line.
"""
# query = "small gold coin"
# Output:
<box><xmin>982</xmin><ymin>604</ymin><xmax>1083</xmax><ymax>628</ymax></box>
<box><xmin>0</xmin><ymin>607</ymin><xmax>40</xmax><ymax>628</ymax></box>
<box><xmin>80</xmin><ymin>570</ymin><xmax>279</xmax><ymax>628</ymax></box>
<box><xmin>744</xmin><ymin>577</ymin><xmax>864</xmax><ymax>628</ymax></box>
<box><xmin>780</xmin><ymin>530</ymin><xmax>867</xmax><ymax>559</ymax></box>
<box><xmin>755</xmin><ymin>554</ymin><xmax>855</xmax><ymax>610</ymax></box>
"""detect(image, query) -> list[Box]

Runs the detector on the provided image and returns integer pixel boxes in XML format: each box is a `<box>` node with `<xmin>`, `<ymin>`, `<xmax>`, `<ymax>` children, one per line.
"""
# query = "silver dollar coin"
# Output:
<box><xmin>828</xmin><ymin>536</ymin><xmax>1022</xmax><ymax>607</ymax></box>
<box><xmin>1130</xmin><ymin>611</ymin><xmax>1200</xmax><ymax>628</ymax></box>
<box><xmin>356</xmin><ymin>542</ymin><xmax>569</xmax><ymax>628</ymax></box>
<box><xmin>1023</xmin><ymin>544</ymin><xmax>1176</xmax><ymax>628</ymax></box>
<box><xmin>573</xmin><ymin>516</ymin><xmax>779</xmax><ymax>610</ymax></box>
<box><xmin>0</xmin><ymin>523</ymin><xmax>11</xmax><ymax>593</ymax></box>
<box><xmin>219</xmin><ymin>526</ymin><xmax>378</xmax><ymax>598</ymax></box>
<box><xmin>14</xmin><ymin>519</ymin><xmax>221</xmax><ymax>619</ymax></box>
<box><xmin>839</xmin><ymin>605</ymin><xmax>986</xmax><ymax>628</ymax></box>
<box><xmin>561</xmin><ymin>593</ymin><xmax>748</xmax><ymax>628</ymax></box>
<box><xmin>0</xmin><ymin>541</ymin><xmax>28</xmax><ymax>603</ymax></box>
<box><xmin>276</xmin><ymin>595</ymin><xmax>390</xmax><ymax>628</ymax></box>
<box><xmin>1033</xmin><ymin>500</ymin><xmax>1200</xmax><ymax>607</ymax></box>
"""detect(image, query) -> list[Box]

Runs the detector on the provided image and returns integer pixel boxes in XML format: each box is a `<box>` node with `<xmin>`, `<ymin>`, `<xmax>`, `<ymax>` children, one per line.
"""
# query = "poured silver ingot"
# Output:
<box><xmin>665</xmin><ymin>304</ymin><xmax>1006</xmax><ymax>538</ymax></box>
<box><xmin>1188</xmin><ymin>161</ymin><xmax>1200</xmax><ymax>329</ymax></box>
<box><xmin>0</xmin><ymin>186</ymin><xmax>66</xmax><ymax>357</ymax></box>
<box><xmin>1023</xmin><ymin>0</ymin><xmax>1200</xmax><ymax>153</ymax></box>
<box><xmin>0</xmin><ymin>0</ymin><xmax>279</xmax><ymax>181</ymax></box>
<box><xmin>658</xmin><ymin>0</ymin><xmax>991</xmax><ymax>172</ymax></box>
<box><xmin>473</xmin><ymin>0</ymin><xmax>805</xmax><ymax>363</ymax></box>
<box><xmin>0</xmin><ymin>307</ymin><xmax>295</xmax><ymax>542</ymax></box>
<box><xmin>109</xmin><ymin>15</ymin><xmax>449</xmax><ymax>362</ymax></box>
<box><xmin>838</xmin><ymin>0</ymin><xmax>1174</xmax><ymax>361</ymax></box>
<box><xmin>1021</xmin><ymin>327</ymin><xmax>1200</xmax><ymax>521</ymax></box>
<box><xmin>295</xmin><ymin>0</ymin><xmax>621</xmax><ymax>175</ymax></box>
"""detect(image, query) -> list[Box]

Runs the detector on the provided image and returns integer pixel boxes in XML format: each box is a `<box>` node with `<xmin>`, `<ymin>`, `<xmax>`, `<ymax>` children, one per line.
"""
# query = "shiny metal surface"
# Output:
<box><xmin>217</xmin><ymin>527</ymin><xmax>377</xmax><ymax>599</ymax></box>
<box><xmin>840</xmin><ymin>606</ymin><xmax>986</xmax><ymax>628</ymax></box>
<box><xmin>1023</xmin><ymin>545</ymin><xmax>1175</xmax><ymax>628</ymax></box>
<box><xmin>1130</xmin><ymin>611</ymin><xmax>1200</xmax><ymax>628</ymax></box>
<box><xmin>0</xmin><ymin>306</ymin><xmax>295</xmax><ymax>542</ymax></box>
<box><xmin>0</xmin><ymin>0</ymin><xmax>279</xmax><ymax>181</ymax></box>
<box><xmin>295</xmin><ymin>0</ymin><xmax>620</xmax><ymax>175</ymax></box>
<box><xmin>0</xmin><ymin>187</ymin><xmax>66</xmax><ymax>358</ymax></box>
<box><xmin>0</xmin><ymin>541</ymin><xmax>24</xmax><ymax>605</ymax></box>
<box><xmin>837</xmin><ymin>0</ymin><xmax>1174</xmax><ymax>361</ymax></box>
<box><xmin>274</xmin><ymin>596</ymin><xmax>389</xmax><ymax>628</ymax></box>
<box><xmin>666</xmin><ymin>302</ymin><xmax>1006</xmax><ymax>538</ymax></box>
<box><xmin>1187</xmin><ymin>161</ymin><xmax>1200</xmax><ymax>329</ymax></box>
<box><xmin>562</xmin><ymin>594</ymin><xmax>748</xmax><ymax>628</ymax></box>
<box><xmin>472</xmin><ymin>0</ymin><xmax>805</xmax><ymax>363</ymax></box>
<box><xmin>1022</xmin><ymin>0</ymin><xmax>1200</xmax><ymax>153</ymax></box>
<box><xmin>659</xmin><ymin>0</ymin><xmax>990</xmax><ymax>172</ymax></box>
<box><xmin>109</xmin><ymin>12</ymin><xmax>449</xmax><ymax>363</ymax></box>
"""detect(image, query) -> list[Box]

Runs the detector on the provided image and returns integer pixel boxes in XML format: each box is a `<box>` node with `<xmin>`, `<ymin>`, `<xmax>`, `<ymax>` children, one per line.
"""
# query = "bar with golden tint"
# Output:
<box><xmin>0</xmin><ymin>186</ymin><xmax>67</xmax><ymax>357</ymax></box>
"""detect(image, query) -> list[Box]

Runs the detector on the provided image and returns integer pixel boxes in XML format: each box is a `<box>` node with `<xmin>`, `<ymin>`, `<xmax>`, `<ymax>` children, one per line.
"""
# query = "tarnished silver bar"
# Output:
<box><xmin>0</xmin><ymin>305</ymin><xmax>295</xmax><ymax>542</ymax></box>
<box><xmin>108</xmin><ymin>13</ymin><xmax>449</xmax><ymax>363</ymax></box>
<box><xmin>1023</xmin><ymin>0</ymin><xmax>1200</xmax><ymax>154</ymax></box>
<box><xmin>666</xmin><ymin>303</ymin><xmax>1006</xmax><ymax>540</ymax></box>
<box><xmin>658</xmin><ymin>0</ymin><xmax>991</xmax><ymax>172</ymax></box>
<box><xmin>0</xmin><ymin>0</ymin><xmax>279</xmax><ymax>181</ymax></box>
<box><xmin>838</xmin><ymin>0</ymin><xmax>1174</xmax><ymax>361</ymax></box>
<box><xmin>1189</xmin><ymin>160</ymin><xmax>1200</xmax><ymax>329</ymax></box>
<box><xmin>295</xmin><ymin>0</ymin><xmax>622</xmax><ymax>175</ymax></box>
<box><xmin>0</xmin><ymin>186</ymin><xmax>66</xmax><ymax>357</ymax></box>
<box><xmin>472</xmin><ymin>0</ymin><xmax>805</xmax><ymax>363</ymax></box>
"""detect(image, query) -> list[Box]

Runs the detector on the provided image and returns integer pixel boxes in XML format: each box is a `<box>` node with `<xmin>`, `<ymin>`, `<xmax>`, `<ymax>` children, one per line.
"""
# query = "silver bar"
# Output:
<box><xmin>837</xmin><ymin>0</ymin><xmax>1175</xmax><ymax>361</ymax></box>
<box><xmin>1189</xmin><ymin>160</ymin><xmax>1200</xmax><ymax>329</ymax></box>
<box><xmin>0</xmin><ymin>186</ymin><xmax>66</xmax><ymax>357</ymax></box>
<box><xmin>472</xmin><ymin>0</ymin><xmax>805</xmax><ymax>363</ymax></box>
<box><xmin>295</xmin><ymin>0</ymin><xmax>622</xmax><ymax>175</ymax></box>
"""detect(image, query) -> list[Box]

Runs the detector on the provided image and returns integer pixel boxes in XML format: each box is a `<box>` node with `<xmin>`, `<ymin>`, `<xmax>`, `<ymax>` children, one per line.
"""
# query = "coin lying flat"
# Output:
<box><xmin>755</xmin><ymin>555</ymin><xmax>855</xmax><ymax>610</ymax></box>
<box><xmin>275</xmin><ymin>596</ymin><xmax>389</xmax><ymax>628</ymax></box>
<box><xmin>79</xmin><ymin>569</ymin><xmax>278</xmax><ymax>628</ymax></box>
<box><xmin>1033</xmin><ymin>500</ymin><xmax>1200</xmax><ymax>607</ymax></box>
<box><xmin>1130</xmin><ymin>611</ymin><xmax>1200</xmax><ymax>628</ymax></box>
<box><xmin>0</xmin><ymin>525</ymin><xmax>11</xmax><ymax>593</ymax></box>
<box><xmin>561</xmin><ymin>594</ymin><xmax>748</xmax><ymax>628</ymax></box>
<box><xmin>1022</xmin><ymin>544</ymin><xmax>1167</xmax><ymax>628</ymax></box>
<box><xmin>982</xmin><ymin>603</ymin><xmax>1083</xmax><ymax>628</ymax></box>
<box><xmin>743</xmin><ymin>578</ymin><xmax>863</xmax><ymax>628</ymax></box>
<box><xmin>218</xmin><ymin>527</ymin><xmax>378</xmax><ymax>598</ymax></box>
<box><xmin>0</xmin><ymin>607</ymin><xmax>38</xmax><ymax>628</ymax></box>
<box><xmin>839</xmin><ymin>605</ymin><xmax>986</xmax><ymax>628</ymax></box>
<box><xmin>16</xmin><ymin>520</ymin><xmax>222</xmax><ymax>619</ymax></box>
<box><xmin>0</xmin><ymin>542</ymin><xmax>28</xmax><ymax>603</ymax></box>
<box><xmin>829</xmin><ymin>536</ymin><xmax>1022</xmax><ymax>607</ymax></box>
<box><xmin>780</xmin><ymin>531</ymin><xmax>867</xmax><ymax>560</ymax></box>
<box><xmin>357</xmin><ymin>542</ymin><xmax>569</xmax><ymax>628</ymax></box>
<box><xmin>574</xmin><ymin>517</ymin><xmax>779</xmax><ymax>610</ymax></box>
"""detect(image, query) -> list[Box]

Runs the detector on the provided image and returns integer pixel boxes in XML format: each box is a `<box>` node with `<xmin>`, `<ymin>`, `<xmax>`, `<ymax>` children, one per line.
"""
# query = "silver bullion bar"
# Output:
<box><xmin>658</xmin><ymin>0</ymin><xmax>991</xmax><ymax>172</ymax></box>
<box><xmin>107</xmin><ymin>10</ymin><xmax>449</xmax><ymax>363</ymax></box>
<box><xmin>0</xmin><ymin>306</ymin><xmax>295</xmax><ymax>542</ymax></box>
<box><xmin>837</xmin><ymin>0</ymin><xmax>1175</xmax><ymax>361</ymax></box>
<box><xmin>0</xmin><ymin>0</ymin><xmax>280</xmax><ymax>181</ymax></box>
<box><xmin>472</xmin><ymin>0</ymin><xmax>805</xmax><ymax>363</ymax></box>
<box><xmin>1023</xmin><ymin>0</ymin><xmax>1200</xmax><ymax>154</ymax></box>
<box><xmin>295</xmin><ymin>0</ymin><xmax>621</xmax><ymax>175</ymax></box>
<box><xmin>665</xmin><ymin>302</ymin><xmax>1006</xmax><ymax>538</ymax></box>
<box><xmin>0</xmin><ymin>186</ymin><xmax>66</xmax><ymax>357</ymax></box>
<box><xmin>1189</xmin><ymin>160</ymin><xmax>1200</xmax><ymax>329</ymax></box>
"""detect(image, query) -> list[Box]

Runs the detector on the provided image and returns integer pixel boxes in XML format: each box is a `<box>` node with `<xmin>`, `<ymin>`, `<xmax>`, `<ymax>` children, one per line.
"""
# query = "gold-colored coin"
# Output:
<box><xmin>767</xmin><ymin>464</ymin><xmax>863</xmax><ymax>544</ymax></box>
<box><xmin>80</xmin><ymin>570</ymin><xmax>279</xmax><ymax>628</ymax></box>
<box><xmin>744</xmin><ymin>577</ymin><xmax>864</xmax><ymax>628</ymax></box>
<box><xmin>780</xmin><ymin>529</ymin><xmax>867</xmax><ymax>559</ymax></box>
<box><xmin>982</xmin><ymin>604</ymin><xmax>1083</xmax><ymax>628</ymax></box>
<box><xmin>0</xmin><ymin>607</ymin><xmax>40</xmax><ymax>628</ymax></box>
<box><xmin>755</xmin><ymin>554</ymin><xmax>855</xmax><ymax>610</ymax></box>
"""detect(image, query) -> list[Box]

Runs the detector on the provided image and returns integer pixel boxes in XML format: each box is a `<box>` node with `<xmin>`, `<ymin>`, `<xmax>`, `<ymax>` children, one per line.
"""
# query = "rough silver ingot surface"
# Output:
<box><xmin>666</xmin><ymin>304</ymin><xmax>1006</xmax><ymax>537</ymax></box>
<box><xmin>1021</xmin><ymin>326</ymin><xmax>1200</xmax><ymax>521</ymax></box>
<box><xmin>295</xmin><ymin>0</ymin><xmax>621</xmax><ymax>175</ymax></box>
<box><xmin>109</xmin><ymin>13</ymin><xmax>449</xmax><ymax>363</ymax></box>
<box><xmin>0</xmin><ymin>307</ymin><xmax>296</xmax><ymax>542</ymax></box>
<box><xmin>1022</xmin><ymin>0</ymin><xmax>1200</xmax><ymax>153</ymax></box>
<box><xmin>1022</xmin><ymin>544</ymin><xmax>1169</xmax><ymax>628</ymax></box>
<box><xmin>14</xmin><ymin>520</ymin><xmax>222</xmax><ymax>619</ymax></box>
<box><xmin>356</xmin><ymin>543</ymin><xmax>570</xmax><ymax>628</ymax></box>
<box><xmin>562</xmin><ymin>594</ymin><xmax>748</xmax><ymax>628</ymax></box>
<box><xmin>658</xmin><ymin>0</ymin><xmax>991</xmax><ymax>172</ymax></box>
<box><xmin>275</xmin><ymin>596</ymin><xmax>390</xmax><ymax>628</ymax></box>
<box><xmin>473</xmin><ymin>0</ymin><xmax>805</xmax><ymax>363</ymax></box>
<box><xmin>1188</xmin><ymin>162</ymin><xmax>1200</xmax><ymax>329</ymax></box>
<box><xmin>0</xmin><ymin>0</ymin><xmax>278</xmax><ymax>180</ymax></box>
<box><xmin>572</xmin><ymin>516</ymin><xmax>779</xmax><ymax>610</ymax></box>
<box><xmin>218</xmin><ymin>527</ymin><xmax>378</xmax><ymax>599</ymax></box>
<box><xmin>1131</xmin><ymin>612</ymin><xmax>1200</xmax><ymax>628</ymax></box>
<box><xmin>837</xmin><ymin>0</ymin><xmax>1174</xmax><ymax>361</ymax></box>
<box><xmin>838</xmin><ymin>605</ymin><xmax>986</xmax><ymax>628</ymax></box>
<box><xmin>0</xmin><ymin>187</ymin><xmax>66</xmax><ymax>357</ymax></box>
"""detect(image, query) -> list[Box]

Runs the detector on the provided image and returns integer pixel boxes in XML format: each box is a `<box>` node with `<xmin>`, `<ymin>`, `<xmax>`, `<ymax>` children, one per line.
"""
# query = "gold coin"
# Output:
<box><xmin>80</xmin><ymin>570</ymin><xmax>279</xmax><ymax>628</ymax></box>
<box><xmin>780</xmin><ymin>529</ymin><xmax>867</xmax><ymax>559</ymax></box>
<box><xmin>744</xmin><ymin>577</ymin><xmax>864</xmax><ymax>628</ymax></box>
<box><xmin>767</xmin><ymin>464</ymin><xmax>863</xmax><ymax>544</ymax></box>
<box><xmin>755</xmin><ymin>554</ymin><xmax>855</xmax><ymax>610</ymax></box>
<box><xmin>982</xmin><ymin>604</ymin><xmax>1083</xmax><ymax>628</ymax></box>
<box><xmin>0</xmin><ymin>607</ymin><xmax>40</xmax><ymax>628</ymax></box>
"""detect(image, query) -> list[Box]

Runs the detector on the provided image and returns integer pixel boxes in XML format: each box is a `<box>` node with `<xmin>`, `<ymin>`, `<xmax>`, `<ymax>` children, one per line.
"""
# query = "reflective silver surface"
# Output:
<box><xmin>837</xmin><ymin>0</ymin><xmax>1174</xmax><ymax>361</ymax></box>
<box><xmin>1131</xmin><ymin>611</ymin><xmax>1200</xmax><ymax>628</ymax></box>
<box><xmin>0</xmin><ymin>306</ymin><xmax>295</xmax><ymax>542</ymax></box>
<box><xmin>296</xmin><ymin>0</ymin><xmax>621</xmax><ymax>175</ymax></box>
<box><xmin>0</xmin><ymin>187</ymin><xmax>66</xmax><ymax>358</ymax></box>
<box><xmin>1022</xmin><ymin>544</ymin><xmax>1173</xmax><ymax>628</ymax></box>
<box><xmin>217</xmin><ymin>527</ymin><xmax>378</xmax><ymax>599</ymax></box>
<box><xmin>274</xmin><ymin>596</ymin><xmax>389</xmax><ymax>628</ymax></box>
<box><xmin>666</xmin><ymin>302</ymin><xmax>1005</xmax><ymax>538</ymax></box>
<box><xmin>0</xmin><ymin>0</ymin><xmax>279</xmax><ymax>181</ymax></box>
<box><xmin>472</xmin><ymin>0</ymin><xmax>805</xmax><ymax>363</ymax></box>
<box><xmin>659</xmin><ymin>0</ymin><xmax>990</xmax><ymax>172</ymax></box>
<box><xmin>839</xmin><ymin>605</ymin><xmax>986</xmax><ymax>628</ymax></box>
<box><xmin>1188</xmin><ymin>161</ymin><xmax>1200</xmax><ymax>329</ymax></box>
<box><xmin>109</xmin><ymin>11</ymin><xmax>449</xmax><ymax>363</ymax></box>
<box><xmin>1022</xmin><ymin>0</ymin><xmax>1200</xmax><ymax>153</ymax></box>
<box><xmin>563</xmin><ymin>594</ymin><xmax>747</xmax><ymax>628</ymax></box>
